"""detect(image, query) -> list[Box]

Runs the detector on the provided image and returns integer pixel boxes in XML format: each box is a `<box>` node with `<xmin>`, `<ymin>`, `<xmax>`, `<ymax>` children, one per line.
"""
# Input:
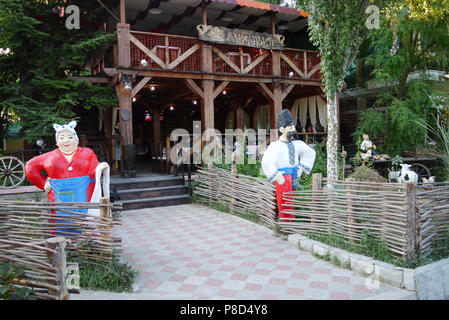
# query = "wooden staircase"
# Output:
<box><xmin>110</xmin><ymin>175</ymin><xmax>190</xmax><ymax>210</ymax></box>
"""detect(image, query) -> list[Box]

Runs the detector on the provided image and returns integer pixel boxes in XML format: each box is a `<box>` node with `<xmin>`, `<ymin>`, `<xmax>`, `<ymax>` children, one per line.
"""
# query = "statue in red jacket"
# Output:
<box><xmin>25</xmin><ymin>121</ymin><xmax>109</xmax><ymax>234</ymax></box>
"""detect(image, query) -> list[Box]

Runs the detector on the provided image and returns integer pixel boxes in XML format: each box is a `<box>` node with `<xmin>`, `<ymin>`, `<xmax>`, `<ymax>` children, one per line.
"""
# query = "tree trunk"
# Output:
<box><xmin>327</xmin><ymin>92</ymin><xmax>338</xmax><ymax>182</ymax></box>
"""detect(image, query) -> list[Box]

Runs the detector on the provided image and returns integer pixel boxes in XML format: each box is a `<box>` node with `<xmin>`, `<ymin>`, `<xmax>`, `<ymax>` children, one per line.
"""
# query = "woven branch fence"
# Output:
<box><xmin>194</xmin><ymin>166</ymin><xmax>277</xmax><ymax>226</ymax></box>
<box><xmin>0</xmin><ymin>198</ymin><xmax>122</xmax><ymax>299</ymax></box>
<box><xmin>417</xmin><ymin>182</ymin><xmax>449</xmax><ymax>255</ymax></box>
<box><xmin>0</xmin><ymin>237</ymin><xmax>69</xmax><ymax>300</ymax></box>
<box><xmin>193</xmin><ymin>166</ymin><xmax>449</xmax><ymax>261</ymax></box>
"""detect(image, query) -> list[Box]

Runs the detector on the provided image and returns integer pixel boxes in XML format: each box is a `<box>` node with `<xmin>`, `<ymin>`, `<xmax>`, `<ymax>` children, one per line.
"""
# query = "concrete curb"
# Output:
<box><xmin>288</xmin><ymin>233</ymin><xmax>449</xmax><ymax>300</ymax></box>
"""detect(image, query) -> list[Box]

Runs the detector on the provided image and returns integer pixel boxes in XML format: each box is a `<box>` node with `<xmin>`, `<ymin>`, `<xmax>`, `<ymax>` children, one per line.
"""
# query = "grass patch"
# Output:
<box><xmin>76</xmin><ymin>254</ymin><xmax>138</xmax><ymax>293</ymax></box>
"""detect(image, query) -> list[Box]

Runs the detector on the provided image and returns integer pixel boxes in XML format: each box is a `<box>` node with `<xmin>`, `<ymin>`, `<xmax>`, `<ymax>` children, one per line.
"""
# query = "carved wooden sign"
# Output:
<box><xmin>197</xmin><ymin>24</ymin><xmax>285</xmax><ymax>50</ymax></box>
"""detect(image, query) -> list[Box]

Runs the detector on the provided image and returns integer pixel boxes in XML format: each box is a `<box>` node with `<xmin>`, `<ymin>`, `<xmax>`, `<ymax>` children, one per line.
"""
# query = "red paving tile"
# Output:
<box><xmin>179</xmin><ymin>284</ymin><xmax>198</xmax><ymax>293</ymax></box>
<box><xmin>245</xmin><ymin>283</ymin><xmax>263</xmax><ymax>291</ymax></box>
<box><xmin>218</xmin><ymin>289</ymin><xmax>237</xmax><ymax>298</ymax></box>
<box><xmin>286</xmin><ymin>287</ymin><xmax>304</xmax><ymax>296</ymax></box>
<box><xmin>333</xmin><ymin>276</ymin><xmax>351</xmax><ymax>283</ymax></box>
<box><xmin>310</xmin><ymin>281</ymin><xmax>328</xmax><ymax>289</ymax></box>
<box><xmin>230</xmin><ymin>274</ymin><xmax>248</xmax><ymax>281</ymax></box>
<box><xmin>330</xmin><ymin>292</ymin><xmax>350</xmax><ymax>300</ymax></box>
<box><xmin>270</xmin><ymin>278</ymin><xmax>287</xmax><ymax>286</ymax></box>
<box><xmin>170</xmin><ymin>275</ymin><xmax>188</xmax><ymax>282</ymax></box>
<box><xmin>205</xmin><ymin>279</ymin><xmax>223</xmax><ymax>287</ymax></box>
<box><xmin>292</xmin><ymin>272</ymin><xmax>309</xmax><ymax>280</ymax></box>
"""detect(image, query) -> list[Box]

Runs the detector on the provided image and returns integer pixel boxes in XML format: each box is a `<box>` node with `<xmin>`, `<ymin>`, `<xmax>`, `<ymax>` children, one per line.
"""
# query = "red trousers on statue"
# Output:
<box><xmin>275</xmin><ymin>174</ymin><xmax>295</xmax><ymax>221</ymax></box>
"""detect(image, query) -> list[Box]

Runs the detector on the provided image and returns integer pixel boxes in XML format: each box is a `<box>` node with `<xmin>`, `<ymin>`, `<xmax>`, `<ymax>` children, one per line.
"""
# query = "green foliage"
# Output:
<box><xmin>0</xmin><ymin>0</ymin><xmax>117</xmax><ymax>144</ymax></box>
<box><xmin>359</xmin><ymin>0</ymin><xmax>449</xmax><ymax>156</ymax></box>
<box><xmin>308</xmin><ymin>230</ymin><xmax>396</xmax><ymax>266</ymax></box>
<box><xmin>420</xmin><ymin>111</ymin><xmax>449</xmax><ymax>180</ymax></box>
<box><xmin>0</xmin><ymin>262</ymin><xmax>36</xmax><ymax>300</ymax></box>
<box><xmin>77</xmin><ymin>255</ymin><xmax>137</xmax><ymax>293</ymax></box>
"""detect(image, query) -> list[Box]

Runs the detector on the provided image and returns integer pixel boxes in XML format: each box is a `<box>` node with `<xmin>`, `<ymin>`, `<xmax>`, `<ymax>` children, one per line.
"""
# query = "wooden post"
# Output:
<box><xmin>346</xmin><ymin>178</ymin><xmax>357</xmax><ymax>242</ymax></box>
<box><xmin>166</xmin><ymin>136</ymin><xmax>171</xmax><ymax>173</ymax></box>
<box><xmin>312</xmin><ymin>173</ymin><xmax>322</xmax><ymax>226</ymax></box>
<box><xmin>269</xmin><ymin>51</ymin><xmax>282</xmax><ymax>142</ymax></box>
<box><xmin>45</xmin><ymin>237</ymin><xmax>69</xmax><ymax>300</ymax></box>
<box><xmin>405</xmin><ymin>182</ymin><xmax>418</xmax><ymax>261</ymax></box>
<box><xmin>153</xmin><ymin>108</ymin><xmax>161</xmax><ymax>170</ymax></box>
<box><xmin>103</xmin><ymin>107</ymin><xmax>113</xmax><ymax>164</ymax></box>
<box><xmin>201</xmin><ymin>38</ymin><xmax>214</xmax><ymax>132</ymax></box>
<box><xmin>100</xmin><ymin>197</ymin><xmax>111</xmax><ymax>241</ymax></box>
<box><xmin>270</xmin><ymin>12</ymin><xmax>276</xmax><ymax>34</ymax></box>
<box><xmin>236</xmin><ymin>107</ymin><xmax>245</xmax><ymax>130</ymax></box>
<box><xmin>116</xmin><ymin>20</ymin><xmax>135</xmax><ymax>177</ymax></box>
<box><xmin>202</xmin><ymin>2</ymin><xmax>208</xmax><ymax>25</ymax></box>
<box><xmin>120</xmin><ymin>0</ymin><xmax>126</xmax><ymax>24</ymax></box>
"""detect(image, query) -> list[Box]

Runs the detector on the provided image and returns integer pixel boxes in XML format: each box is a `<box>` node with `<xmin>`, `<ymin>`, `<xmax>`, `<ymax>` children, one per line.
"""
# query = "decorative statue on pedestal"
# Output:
<box><xmin>360</xmin><ymin>134</ymin><xmax>377</xmax><ymax>161</ymax></box>
<box><xmin>261</xmin><ymin>109</ymin><xmax>316</xmax><ymax>220</ymax></box>
<box><xmin>25</xmin><ymin>121</ymin><xmax>109</xmax><ymax>234</ymax></box>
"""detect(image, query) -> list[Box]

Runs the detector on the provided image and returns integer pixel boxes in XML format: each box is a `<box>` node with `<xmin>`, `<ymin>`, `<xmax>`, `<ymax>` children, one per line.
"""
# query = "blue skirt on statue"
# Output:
<box><xmin>50</xmin><ymin>176</ymin><xmax>95</xmax><ymax>235</ymax></box>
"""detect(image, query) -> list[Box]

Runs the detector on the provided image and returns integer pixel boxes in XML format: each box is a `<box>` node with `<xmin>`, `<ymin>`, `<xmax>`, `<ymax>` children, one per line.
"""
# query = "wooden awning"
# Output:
<box><xmin>117</xmin><ymin>0</ymin><xmax>308</xmax><ymax>36</ymax></box>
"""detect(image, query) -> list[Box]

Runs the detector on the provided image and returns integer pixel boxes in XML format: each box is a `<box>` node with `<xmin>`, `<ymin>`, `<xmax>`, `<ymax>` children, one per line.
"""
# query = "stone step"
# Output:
<box><xmin>119</xmin><ymin>194</ymin><xmax>190</xmax><ymax>210</ymax></box>
<box><xmin>118</xmin><ymin>185</ymin><xmax>188</xmax><ymax>200</ymax></box>
<box><xmin>111</xmin><ymin>176</ymin><xmax>184</xmax><ymax>191</ymax></box>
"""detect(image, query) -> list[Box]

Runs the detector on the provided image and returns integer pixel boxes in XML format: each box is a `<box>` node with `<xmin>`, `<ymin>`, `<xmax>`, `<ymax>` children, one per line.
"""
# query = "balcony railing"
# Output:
<box><xmin>129</xmin><ymin>31</ymin><xmax>321</xmax><ymax>80</ymax></box>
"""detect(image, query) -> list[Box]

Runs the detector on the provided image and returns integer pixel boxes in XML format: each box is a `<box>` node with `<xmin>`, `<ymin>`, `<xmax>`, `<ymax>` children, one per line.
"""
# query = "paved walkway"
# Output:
<box><xmin>73</xmin><ymin>204</ymin><xmax>415</xmax><ymax>300</ymax></box>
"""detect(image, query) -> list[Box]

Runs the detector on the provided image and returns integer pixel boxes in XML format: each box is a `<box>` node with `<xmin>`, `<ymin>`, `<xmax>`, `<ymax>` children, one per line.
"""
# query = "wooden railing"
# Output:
<box><xmin>129</xmin><ymin>31</ymin><xmax>321</xmax><ymax>80</ymax></box>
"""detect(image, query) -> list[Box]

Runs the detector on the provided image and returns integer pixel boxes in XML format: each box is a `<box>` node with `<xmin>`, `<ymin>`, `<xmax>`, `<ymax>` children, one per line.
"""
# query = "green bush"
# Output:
<box><xmin>77</xmin><ymin>255</ymin><xmax>137</xmax><ymax>293</ymax></box>
<box><xmin>0</xmin><ymin>262</ymin><xmax>36</xmax><ymax>300</ymax></box>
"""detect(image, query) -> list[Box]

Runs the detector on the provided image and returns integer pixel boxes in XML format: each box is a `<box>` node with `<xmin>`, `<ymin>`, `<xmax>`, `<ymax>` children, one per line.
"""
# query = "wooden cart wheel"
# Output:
<box><xmin>0</xmin><ymin>156</ymin><xmax>26</xmax><ymax>188</ymax></box>
<box><xmin>410</xmin><ymin>163</ymin><xmax>431</xmax><ymax>182</ymax></box>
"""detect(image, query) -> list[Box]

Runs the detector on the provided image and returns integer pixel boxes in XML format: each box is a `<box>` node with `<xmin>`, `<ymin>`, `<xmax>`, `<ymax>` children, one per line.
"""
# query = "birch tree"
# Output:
<box><xmin>295</xmin><ymin>0</ymin><xmax>384</xmax><ymax>181</ymax></box>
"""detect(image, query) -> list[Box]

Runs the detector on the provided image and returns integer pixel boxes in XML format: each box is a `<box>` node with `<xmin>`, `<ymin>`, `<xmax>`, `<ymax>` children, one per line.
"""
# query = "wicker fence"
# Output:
<box><xmin>193</xmin><ymin>166</ymin><xmax>449</xmax><ymax>261</ymax></box>
<box><xmin>417</xmin><ymin>182</ymin><xmax>449</xmax><ymax>255</ymax></box>
<box><xmin>0</xmin><ymin>198</ymin><xmax>122</xmax><ymax>299</ymax></box>
<box><xmin>194</xmin><ymin>166</ymin><xmax>277</xmax><ymax>226</ymax></box>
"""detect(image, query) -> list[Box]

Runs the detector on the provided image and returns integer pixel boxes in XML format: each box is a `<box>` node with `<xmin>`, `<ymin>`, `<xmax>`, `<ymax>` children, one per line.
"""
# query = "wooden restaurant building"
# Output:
<box><xmin>87</xmin><ymin>0</ymin><xmax>327</xmax><ymax>177</ymax></box>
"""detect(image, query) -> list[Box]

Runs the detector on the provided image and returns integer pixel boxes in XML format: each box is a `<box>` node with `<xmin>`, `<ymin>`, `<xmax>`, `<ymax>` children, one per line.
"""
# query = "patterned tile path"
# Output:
<box><xmin>74</xmin><ymin>204</ymin><xmax>415</xmax><ymax>300</ymax></box>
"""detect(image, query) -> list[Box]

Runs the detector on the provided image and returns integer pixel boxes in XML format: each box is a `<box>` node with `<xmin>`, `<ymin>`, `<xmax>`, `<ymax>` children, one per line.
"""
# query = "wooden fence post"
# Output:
<box><xmin>405</xmin><ymin>182</ymin><xmax>418</xmax><ymax>261</ymax></box>
<box><xmin>346</xmin><ymin>178</ymin><xmax>357</xmax><ymax>242</ymax></box>
<box><xmin>230</xmin><ymin>163</ymin><xmax>237</xmax><ymax>212</ymax></box>
<box><xmin>45</xmin><ymin>237</ymin><xmax>69</xmax><ymax>300</ymax></box>
<box><xmin>100</xmin><ymin>197</ymin><xmax>111</xmax><ymax>241</ymax></box>
<box><xmin>312</xmin><ymin>173</ymin><xmax>322</xmax><ymax>226</ymax></box>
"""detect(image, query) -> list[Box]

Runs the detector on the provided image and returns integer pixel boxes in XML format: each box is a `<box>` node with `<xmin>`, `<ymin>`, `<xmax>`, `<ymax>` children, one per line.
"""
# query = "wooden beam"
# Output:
<box><xmin>306</xmin><ymin>64</ymin><xmax>320</xmax><ymax>79</ymax></box>
<box><xmin>117</xmin><ymin>23</ymin><xmax>130</xmax><ymax>68</ymax></box>
<box><xmin>129</xmin><ymin>34</ymin><xmax>167</xmax><ymax>69</ymax></box>
<box><xmin>213</xmin><ymin>81</ymin><xmax>230</xmax><ymax>99</ymax></box>
<box><xmin>184</xmin><ymin>79</ymin><xmax>204</xmax><ymax>99</ymax></box>
<box><xmin>211</xmin><ymin>46</ymin><xmax>241</xmax><ymax>74</ymax></box>
<box><xmin>280</xmin><ymin>53</ymin><xmax>305</xmax><ymax>78</ymax></box>
<box><xmin>202</xmin><ymin>80</ymin><xmax>214</xmax><ymax>131</ymax></box>
<box><xmin>202</xmin><ymin>2</ymin><xmax>208</xmax><ymax>25</ymax></box>
<box><xmin>258</xmin><ymin>83</ymin><xmax>274</xmax><ymax>101</ymax></box>
<box><xmin>167</xmin><ymin>43</ymin><xmax>200</xmax><ymax>70</ymax></box>
<box><xmin>68</xmin><ymin>76</ymin><xmax>108</xmax><ymax>84</ymax></box>
<box><xmin>281</xmin><ymin>84</ymin><xmax>295</xmax><ymax>101</ymax></box>
<box><xmin>270</xmin><ymin>12</ymin><xmax>276</xmax><ymax>34</ymax></box>
<box><xmin>120</xmin><ymin>0</ymin><xmax>126</xmax><ymax>24</ymax></box>
<box><xmin>111</xmin><ymin>67</ymin><xmax>323</xmax><ymax>86</ymax></box>
<box><xmin>132</xmin><ymin>76</ymin><xmax>152</xmax><ymax>97</ymax></box>
<box><xmin>243</xmin><ymin>52</ymin><xmax>268</xmax><ymax>74</ymax></box>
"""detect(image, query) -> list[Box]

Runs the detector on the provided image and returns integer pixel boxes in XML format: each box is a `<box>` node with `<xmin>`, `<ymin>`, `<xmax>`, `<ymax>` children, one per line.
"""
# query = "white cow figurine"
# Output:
<box><xmin>388</xmin><ymin>168</ymin><xmax>400</xmax><ymax>183</ymax></box>
<box><xmin>397</xmin><ymin>164</ymin><xmax>418</xmax><ymax>184</ymax></box>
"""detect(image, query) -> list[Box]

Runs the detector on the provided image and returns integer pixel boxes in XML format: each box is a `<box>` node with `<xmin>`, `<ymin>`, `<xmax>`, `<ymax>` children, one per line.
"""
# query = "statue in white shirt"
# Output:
<box><xmin>360</xmin><ymin>134</ymin><xmax>377</xmax><ymax>161</ymax></box>
<box><xmin>261</xmin><ymin>109</ymin><xmax>316</xmax><ymax>221</ymax></box>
